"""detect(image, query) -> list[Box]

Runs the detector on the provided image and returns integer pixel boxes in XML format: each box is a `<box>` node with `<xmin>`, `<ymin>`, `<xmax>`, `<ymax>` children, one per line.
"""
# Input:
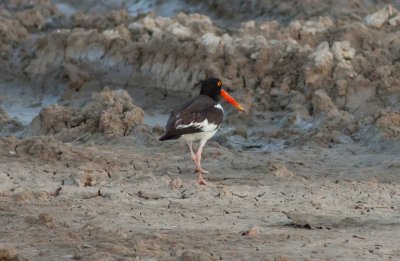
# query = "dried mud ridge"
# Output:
<box><xmin>0</xmin><ymin>0</ymin><xmax>400</xmax><ymax>260</ymax></box>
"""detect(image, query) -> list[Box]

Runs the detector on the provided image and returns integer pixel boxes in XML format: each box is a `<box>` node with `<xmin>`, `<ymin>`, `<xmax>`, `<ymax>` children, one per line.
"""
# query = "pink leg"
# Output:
<box><xmin>188</xmin><ymin>141</ymin><xmax>200</xmax><ymax>170</ymax></box>
<box><xmin>188</xmin><ymin>141</ymin><xmax>207</xmax><ymax>185</ymax></box>
<box><xmin>195</xmin><ymin>139</ymin><xmax>209</xmax><ymax>175</ymax></box>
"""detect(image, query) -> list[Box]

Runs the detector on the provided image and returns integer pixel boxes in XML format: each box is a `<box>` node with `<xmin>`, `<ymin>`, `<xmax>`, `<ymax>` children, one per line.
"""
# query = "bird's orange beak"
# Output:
<box><xmin>220</xmin><ymin>89</ymin><xmax>245</xmax><ymax>111</ymax></box>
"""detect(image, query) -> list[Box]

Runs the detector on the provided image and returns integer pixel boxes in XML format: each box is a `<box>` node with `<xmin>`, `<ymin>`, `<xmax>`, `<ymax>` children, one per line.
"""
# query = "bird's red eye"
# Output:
<box><xmin>217</xmin><ymin>81</ymin><xmax>222</xmax><ymax>87</ymax></box>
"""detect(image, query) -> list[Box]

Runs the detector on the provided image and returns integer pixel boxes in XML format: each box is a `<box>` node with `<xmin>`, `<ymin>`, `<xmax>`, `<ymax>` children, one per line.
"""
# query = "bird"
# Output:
<box><xmin>159</xmin><ymin>77</ymin><xmax>244</xmax><ymax>185</ymax></box>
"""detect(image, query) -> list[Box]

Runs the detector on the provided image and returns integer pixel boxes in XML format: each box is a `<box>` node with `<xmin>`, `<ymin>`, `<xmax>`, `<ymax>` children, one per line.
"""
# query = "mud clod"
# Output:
<box><xmin>23</xmin><ymin>89</ymin><xmax>144</xmax><ymax>141</ymax></box>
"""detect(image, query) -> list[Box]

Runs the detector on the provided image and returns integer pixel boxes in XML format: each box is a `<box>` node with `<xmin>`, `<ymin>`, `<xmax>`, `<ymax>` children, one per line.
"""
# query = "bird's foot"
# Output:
<box><xmin>194</xmin><ymin>168</ymin><xmax>209</xmax><ymax>174</ymax></box>
<box><xmin>197</xmin><ymin>176</ymin><xmax>208</xmax><ymax>185</ymax></box>
<box><xmin>200</xmin><ymin>168</ymin><xmax>209</xmax><ymax>174</ymax></box>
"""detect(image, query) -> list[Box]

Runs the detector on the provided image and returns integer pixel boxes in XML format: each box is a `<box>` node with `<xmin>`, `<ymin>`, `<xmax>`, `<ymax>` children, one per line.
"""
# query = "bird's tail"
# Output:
<box><xmin>159</xmin><ymin>134</ymin><xmax>169</xmax><ymax>141</ymax></box>
<box><xmin>159</xmin><ymin>133</ymin><xmax>179</xmax><ymax>141</ymax></box>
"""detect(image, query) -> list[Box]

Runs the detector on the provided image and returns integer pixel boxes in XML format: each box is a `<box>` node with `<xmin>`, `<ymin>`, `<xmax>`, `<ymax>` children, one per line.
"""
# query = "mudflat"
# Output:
<box><xmin>0</xmin><ymin>1</ymin><xmax>400</xmax><ymax>260</ymax></box>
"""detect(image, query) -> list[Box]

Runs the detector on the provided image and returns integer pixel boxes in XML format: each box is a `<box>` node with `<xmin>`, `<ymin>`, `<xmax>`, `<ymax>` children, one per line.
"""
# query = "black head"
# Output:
<box><xmin>199</xmin><ymin>77</ymin><xmax>222</xmax><ymax>102</ymax></box>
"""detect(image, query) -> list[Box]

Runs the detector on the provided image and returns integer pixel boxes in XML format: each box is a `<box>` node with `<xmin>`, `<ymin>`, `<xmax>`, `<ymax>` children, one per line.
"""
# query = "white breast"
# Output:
<box><xmin>181</xmin><ymin>129</ymin><xmax>218</xmax><ymax>142</ymax></box>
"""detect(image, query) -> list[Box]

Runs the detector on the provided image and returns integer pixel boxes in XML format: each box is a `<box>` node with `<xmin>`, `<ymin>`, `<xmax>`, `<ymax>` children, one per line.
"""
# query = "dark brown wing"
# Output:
<box><xmin>159</xmin><ymin>95</ymin><xmax>223</xmax><ymax>141</ymax></box>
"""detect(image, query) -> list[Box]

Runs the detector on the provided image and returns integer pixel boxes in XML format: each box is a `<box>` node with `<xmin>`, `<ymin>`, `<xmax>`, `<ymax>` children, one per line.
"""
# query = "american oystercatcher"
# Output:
<box><xmin>159</xmin><ymin>78</ymin><xmax>244</xmax><ymax>185</ymax></box>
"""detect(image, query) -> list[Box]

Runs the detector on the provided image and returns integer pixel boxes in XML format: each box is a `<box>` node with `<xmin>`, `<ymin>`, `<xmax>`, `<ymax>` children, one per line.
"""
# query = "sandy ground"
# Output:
<box><xmin>0</xmin><ymin>0</ymin><xmax>400</xmax><ymax>260</ymax></box>
<box><xmin>1</xmin><ymin>136</ymin><xmax>399</xmax><ymax>260</ymax></box>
